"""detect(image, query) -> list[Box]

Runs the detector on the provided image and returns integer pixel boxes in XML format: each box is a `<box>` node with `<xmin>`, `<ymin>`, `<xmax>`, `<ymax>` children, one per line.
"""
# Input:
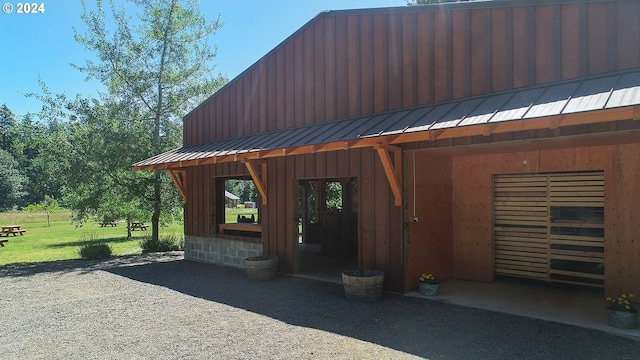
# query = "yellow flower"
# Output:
<box><xmin>630</xmin><ymin>294</ymin><xmax>635</xmax><ymax>298</ymax></box>
<box><xmin>606</xmin><ymin>297</ymin><xmax>612</xmax><ymax>301</ymax></box>
<box><xmin>626</xmin><ymin>305</ymin><xmax>631</xmax><ymax>310</ymax></box>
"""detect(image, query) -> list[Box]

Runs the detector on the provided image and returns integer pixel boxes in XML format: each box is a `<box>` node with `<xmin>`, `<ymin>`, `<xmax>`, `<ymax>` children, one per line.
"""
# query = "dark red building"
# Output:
<box><xmin>135</xmin><ymin>0</ymin><xmax>640</xmax><ymax>295</ymax></box>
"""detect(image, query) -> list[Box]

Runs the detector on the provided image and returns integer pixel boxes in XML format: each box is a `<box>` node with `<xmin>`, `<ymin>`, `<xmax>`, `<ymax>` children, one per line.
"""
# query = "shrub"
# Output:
<box><xmin>139</xmin><ymin>233</ymin><xmax>184</xmax><ymax>253</ymax></box>
<box><xmin>78</xmin><ymin>243</ymin><xmax>112</xmax><ymax>260</ymax></box>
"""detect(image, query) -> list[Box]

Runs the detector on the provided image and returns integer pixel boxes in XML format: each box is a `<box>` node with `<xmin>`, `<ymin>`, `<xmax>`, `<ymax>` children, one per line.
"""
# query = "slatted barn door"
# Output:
<box><xmin>494</xmin><ymin>175</ymin><xmax>549</xmax><ymax>281</ymax></box>
<box><xmin>494</xmin><ymin>172</ymin><xmax>605</xmax><ymax>287</ymax></box>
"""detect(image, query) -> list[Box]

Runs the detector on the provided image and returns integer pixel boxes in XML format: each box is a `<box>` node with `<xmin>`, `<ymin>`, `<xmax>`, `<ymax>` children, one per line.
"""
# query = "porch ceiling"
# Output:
<box><xmin>132</xmin><ymin>69</ymin><xmax>640</xmax><ymax>171</ymax></box>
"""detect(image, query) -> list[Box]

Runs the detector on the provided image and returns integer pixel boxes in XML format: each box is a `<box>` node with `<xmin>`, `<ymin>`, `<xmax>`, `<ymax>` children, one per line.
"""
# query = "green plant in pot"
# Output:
<box><xmin>419</xmin><ymin>273</ymin><xmax>440</xmax><ymax>296</ymax></box>
<box><xmin>605</xmin><ymin>293</ymin><xmax>638</xmax><ymax>329</ymax></box>
<box><xmin>244</xmin><ymin>255</ymin><xmax>278</xmax><ymax>281</ymax></box>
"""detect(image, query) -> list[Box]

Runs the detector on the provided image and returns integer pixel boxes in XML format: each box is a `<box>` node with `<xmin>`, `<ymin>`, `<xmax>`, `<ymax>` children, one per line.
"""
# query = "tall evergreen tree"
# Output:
<box><xmin>0</xmin><ymin>149</ymin><xmax>27</xmax><ymax>211</ymax></box>
<box><xmin>0</xmin><ymin>105</ymin><xmax>17</xmax><ymax>154</ymax></box>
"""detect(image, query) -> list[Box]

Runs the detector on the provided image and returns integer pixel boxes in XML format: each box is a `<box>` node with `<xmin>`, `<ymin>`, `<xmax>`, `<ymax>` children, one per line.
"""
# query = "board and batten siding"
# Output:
<box><xmin>184</xmin><ymin>148</ymin><xmax>406</xmax><ymax>292</ymax></box>
<box><xmin>183</xmin><ymin>0</ymin><xmax>640</xmax><ymax>147</ymax></box>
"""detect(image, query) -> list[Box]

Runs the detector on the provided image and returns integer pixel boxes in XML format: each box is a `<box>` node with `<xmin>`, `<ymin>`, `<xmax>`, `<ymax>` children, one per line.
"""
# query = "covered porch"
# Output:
<box><xmin>291</xmin><ymin>266</ymin><xmax>638</xmax><ymax>339</ymax></box>
<box><xmin>406</xmin><ymin>278</ymin><xmax>639</xmax><ymax>339</ymax></box>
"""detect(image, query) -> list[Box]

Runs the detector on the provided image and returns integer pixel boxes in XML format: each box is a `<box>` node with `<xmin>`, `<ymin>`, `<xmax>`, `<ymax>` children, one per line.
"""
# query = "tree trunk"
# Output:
<box><xmin>126</xmin><ymin>216</ymin><xmax>132</xmax><ymax>239</ymax></box>
<box><xmin>152</xmin><ymin>170</ymin><xmax>161</xmax><ymax>241</ymax></box>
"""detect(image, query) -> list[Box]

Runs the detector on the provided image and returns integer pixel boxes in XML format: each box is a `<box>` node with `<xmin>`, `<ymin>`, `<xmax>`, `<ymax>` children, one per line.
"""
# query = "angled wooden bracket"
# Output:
<box><xmin>374</xmin><ymin>144</ymin><xmax>403</xmax><ymax>206</ymax></box>
<box><xmin>243</xmin><ymin>160</ymin><xmax>268</xmax><ymax>205</ymax></box>
<box><xmin>167</xmin><ymin>170</ymin><xmax>187</xmax><ymax>203</ymax></box>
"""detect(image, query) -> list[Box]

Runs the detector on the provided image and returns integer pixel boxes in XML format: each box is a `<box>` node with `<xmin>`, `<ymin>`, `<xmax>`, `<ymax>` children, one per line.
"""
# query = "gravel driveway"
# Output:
<box><xmin>1</xmin><ymin>252</ymin><xmax>638</xmax><ymax>360</ymax></box>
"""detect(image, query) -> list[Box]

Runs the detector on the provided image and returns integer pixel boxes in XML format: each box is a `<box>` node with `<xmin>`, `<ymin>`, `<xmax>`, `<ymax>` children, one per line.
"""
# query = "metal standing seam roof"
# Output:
<box><xmin>133</xmin><ymin>69</ymin><xmax>640</xmax><ymax>169</ymax></box>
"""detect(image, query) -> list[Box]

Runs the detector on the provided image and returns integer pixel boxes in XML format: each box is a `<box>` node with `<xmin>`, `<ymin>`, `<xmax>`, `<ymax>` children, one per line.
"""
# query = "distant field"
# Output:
<box><xmin>0</xmin><ymin>210</ymin><xmax>183</xmax><ymax>267</ymax></box>
<box><xmin>225</xmin><ymin>207</ymin><xmax>259</xmax><ymax>223</ymax></box>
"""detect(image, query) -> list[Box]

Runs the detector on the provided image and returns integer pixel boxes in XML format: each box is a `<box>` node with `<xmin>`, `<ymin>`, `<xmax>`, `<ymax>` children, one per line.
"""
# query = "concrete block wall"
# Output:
<box><xmin>185</xmin><ymin>236</ymin><xmax>263</xmax><ymax>268</ymax></box>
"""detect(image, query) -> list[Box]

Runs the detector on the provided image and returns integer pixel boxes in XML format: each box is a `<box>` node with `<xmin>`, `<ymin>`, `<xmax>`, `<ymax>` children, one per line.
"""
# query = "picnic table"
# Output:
<box><xmin>1</xmin><ymin>225</ymin><xmax>26</xmax><ymax>246</ymax></box>
<box><xmin>100</xmin><ymin>220</ymin><xmax>118</xmax><ymax>227</ymax></box>
<box><xmin>130</xmin><ymin>222</ymin><xmax>147</xmax><ymax>231</ymax></box>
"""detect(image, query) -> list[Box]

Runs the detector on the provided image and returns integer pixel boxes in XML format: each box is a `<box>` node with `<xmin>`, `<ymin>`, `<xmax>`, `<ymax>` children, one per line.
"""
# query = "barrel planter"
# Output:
<box><xmin>244</xmin><ymin>255</ymin><xmax>278</xmax><ymax>281</ymax></box>
<box><xmin>341</xmin><ymin>270</ymin><xmax>384</xmax><ymax>302</ymax></box>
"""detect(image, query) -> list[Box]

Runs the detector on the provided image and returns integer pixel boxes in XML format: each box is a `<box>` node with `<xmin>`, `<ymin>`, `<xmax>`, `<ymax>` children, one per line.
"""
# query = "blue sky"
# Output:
<box><xmin>0</xmin><ymin>0</ymin><xmax>406</xmax><ymax>117</ymax></box>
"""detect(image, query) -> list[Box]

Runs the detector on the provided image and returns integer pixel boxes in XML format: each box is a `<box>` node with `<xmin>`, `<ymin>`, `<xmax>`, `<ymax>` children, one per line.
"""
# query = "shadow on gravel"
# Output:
<box><xmin>0</xmin><ymin>252</ymin><xmax>181</xmax><ymax>278</ymax></box>
<box><xmin>103</xmin><ymin>257</ymin><xmax>640</xmax><ymax>360</ymax></box>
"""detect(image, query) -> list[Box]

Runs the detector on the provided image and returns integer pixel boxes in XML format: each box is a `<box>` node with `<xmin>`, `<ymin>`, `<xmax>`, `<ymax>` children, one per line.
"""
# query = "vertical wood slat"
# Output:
<box><xmin>324</xmin><ymin>16</ymin><xmax>336</xmax><ymax>122</ymax></box>
<box><xmin>490</xmin><ymin>7</ymin><xmax>511</xmax><ymax>93</ymax></box>
<box><xmin>293</xmin><ymin>33</ymin><xmax>304</xmax><ymax>127</ymax></box>
<box><xmin>387</xmin><ymin>12</ymin><xmax>402</xmax><ymax>110</ymax></box>
<box><xmin>416</xmin><ymin>11</ymin><xmax>434</xmax><ymax>105</ymax></box>
<box><xmin>512</xmin><ymin>6</ymin><xmax>535</xmax><ymax>89</ymax></box>
<box><xmin>616</xmin><ymin>0</ymin><xmax>640</xmax><ymax>70</ymax></box>
<box><xmin>303</xmin><ymin>27</ymin><xmax>314</xmax><ymax>125</ymax></box>
<box><xmin>472</xmin><ymin>8</ymin><xmax>491</xmax><ymax>95</ymax></box>
<box><xmin>433</xmin><ymin>10</ymin><xmax>451</xmax><ymax>102</ymax></box>
<box><xmin>284</xmin><ymin>156</ymin><xmax>296</xmax><ymax>273</ymax></box>
<box><xmin>372</xmin><ymin>14</ymin><xmax>387</xmax><ymax>113</ymax></box>
<box><xmin>313</xmin><ymin>18</ymin><xmax>325</xmax><ymax>124</ymax></box>
<box><xmin>451</xmin><ymin>9</ymin><xmax>470</xmax><ymax>99</ymax></box>
<box><xmin>560</xmin><ymin>3</ymin><xmax>584</xmax><ymax>80</ymax></box>
<box><xmin>284</xmin><ymin>41</ymin><xmax>295</xmax><ymax>129</ymax></box>
<box><xmin>347</xmin><ymin>15</ymin><xmax>361</xmax><ymax>118</ymax></box>
<box><xmin>359</xmin><ymin>14</ymin><xmax>373</xmax><ymax>115</ymax></box>
<box><xmin>335</xmin><ymin>15</ymin><xmax>349</xmax><ymax>120</ymax></box>
<box><xmin>401</xmin><ymin>12</ymin><xmax>417</xmax><ymax>108</ymax></box>
<box><xmin>275</xmin><ymin>47</ymin><xmax>286</xmax><ymax>131</ymax></box>
<box><xmin>183</xmin><ymin>1</ymin><xmax>640</xmax><ymax>147</ymax></box>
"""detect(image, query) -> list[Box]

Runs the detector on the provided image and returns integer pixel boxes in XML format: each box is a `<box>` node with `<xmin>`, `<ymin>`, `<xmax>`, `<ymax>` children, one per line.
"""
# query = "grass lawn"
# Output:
<box><xmin>0</xmin><ymin>211</ymin><xmax>183</xmax><ymax>267</ymax></box>
<box><xmin>225</xmin><ymin>207</ymin><xmax>259</xmax><ymax>223</ymax></box>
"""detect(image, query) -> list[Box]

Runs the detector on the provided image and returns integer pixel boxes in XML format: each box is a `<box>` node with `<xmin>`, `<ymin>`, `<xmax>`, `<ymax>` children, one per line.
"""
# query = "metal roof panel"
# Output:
<box><xmin>134</xmin><ymin>69</ymin><xmax>640</xmax><ymax>169</ymax></box>
<box><xmin>357</xmin><ymin>112</ymin><xmax>398</xmax><ymax>138</ymax></box>
<box><xmin>607</xmin><ymin>71</ymin><xmax>640</xmax><ymax>108</ymax></box>
<box><xmin>380</xmin><ymin>106</ymin><xmax>434</xmax><ymax>135</ymax></box>
<box><xmin>490</xmin><ymin>87</ymin><xmax>545</xmax><ymax>123</ymax></box>
<box><xmin>563</xmin><ymin>74</ymin><xmax>618</xmax><ymax>114</ymax></box>
<box><xmin>524</xmin><ymin>82</ymin><xmax>579</xmax><ymax>119</ymax></box>
<box><xmin>458</xmin><ymin>93</ymin><xmax>513</xmax><ymax>126</ymax></box>
<box><xmin>405</xmin><ymin>102</ymin><xmax>457</xmax><ymax>132</ymax></box>
<box><xmin>429</xmin><ymin>97</ymin><xmax>486</xmax><ymax>130</ymax></box>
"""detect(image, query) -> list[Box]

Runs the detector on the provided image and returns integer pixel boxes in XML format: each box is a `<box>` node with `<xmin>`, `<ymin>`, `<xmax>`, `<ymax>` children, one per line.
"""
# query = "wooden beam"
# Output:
<box><xmin>550</xmin><ymin>115</ymin><xmax>565</xmax><ymax>129</ymax></box>
<box><xmin>167</xmin><ymin>170</ymin><xmax>187</xmax><ymax>203</ymax></box>
<box><xmin>244</xmin><ymin>160</ymin><xmax>268</xmax><ymax>205</ymax></box>
<box><xmin>374</xmin><ymin>144</ymin><xmax>403</xmax><ymax>206</ymax></box>
<box><xmin>483</xmin><ymin>123</ymin><xmax>500</xmax><ymax>136</ymax></box>
<box><xmin>428</xmin><ymin>129</ymin><xmax>446</xmax><ymax>141</ymax></box>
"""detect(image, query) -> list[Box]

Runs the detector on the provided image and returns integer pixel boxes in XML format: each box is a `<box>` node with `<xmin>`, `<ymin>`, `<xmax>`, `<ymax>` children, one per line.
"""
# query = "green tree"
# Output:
<box><xmin>24</xmin><ymin>195</ymin><xmax>60</xmax><ymax>227</ymax></box>
<box><xmin>0</xmin><ymin>149</ymin><xmax>27</xmax><ymax>211</ymax></box>
<box><xmin>73</xmin><ymin>0</ymin><xmax>227</xmax><ymax>240</ymax></box>
<box><xmin>0</xmin><ymin>104</ymin><xmax>65</xmax><ymax>207</ymax></box>
<box><xmin>225</xmin><ymin>179</ymin><xmax>258</xmax><ymax>204</ymax></box>
<box><xmin>0</xmin><ymin>104</ymin><xmax>17</xmax><ymax>154</ymax></box>
<box><xmin>49</xmin><ymin>96</ymin><xmax>165</xmax><ymax>237</ymax></box>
